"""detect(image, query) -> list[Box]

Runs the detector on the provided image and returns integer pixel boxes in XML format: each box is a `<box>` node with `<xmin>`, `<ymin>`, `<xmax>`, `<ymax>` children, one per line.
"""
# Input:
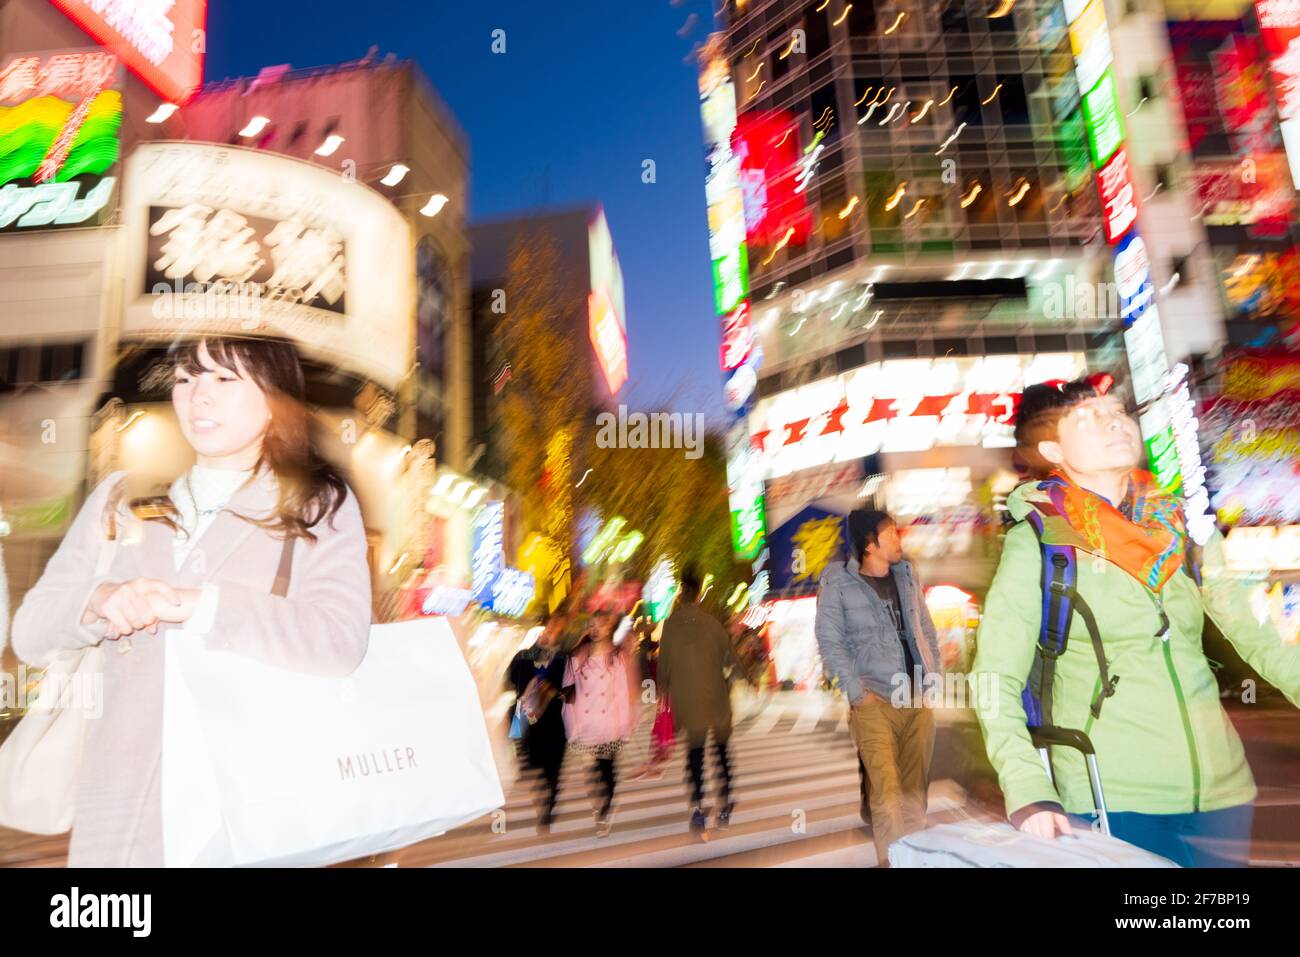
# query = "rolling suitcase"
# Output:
<box><xmin>889</xmin><ymin>725</ymin><xmax>1176</xmax><ymax>866</ymax></box>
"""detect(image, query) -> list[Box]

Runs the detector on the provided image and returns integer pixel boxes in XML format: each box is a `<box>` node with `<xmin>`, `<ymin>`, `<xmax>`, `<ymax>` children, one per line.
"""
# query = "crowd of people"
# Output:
<box><xmin>505</xmin><ymin>569</ymin><xmax>745</xmax><ymax>837</ymax></box>
<box><xmin>2</xmin><ymin>330</ymin><xmax>1298</xmax><ymax>868</ymax></box>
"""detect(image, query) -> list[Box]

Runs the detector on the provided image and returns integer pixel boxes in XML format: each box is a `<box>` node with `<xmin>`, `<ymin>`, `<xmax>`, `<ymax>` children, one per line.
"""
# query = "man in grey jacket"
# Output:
<box><xmin>814</xmin><ymin>509</ymin><xmax>942</xmax><ymax>865</ymax></box>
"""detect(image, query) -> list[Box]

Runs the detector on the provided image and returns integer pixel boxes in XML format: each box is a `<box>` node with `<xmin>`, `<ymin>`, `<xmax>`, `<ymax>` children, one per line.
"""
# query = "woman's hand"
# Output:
<box><xmin>1019</xmin><ymin>810</ymin><xmax>1073</xmax><ymax>839</ymax></box>
<box><xmin>82</xmin><ymin>579</ymin><xmax>200</xmax><ymax>638</ymax></box>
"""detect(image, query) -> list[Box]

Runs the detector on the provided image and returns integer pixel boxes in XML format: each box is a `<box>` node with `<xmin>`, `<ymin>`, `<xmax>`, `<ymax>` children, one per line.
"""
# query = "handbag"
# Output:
<box><xmin>161</xmin><ymin>539</ymin><xmax>505</xmax><ymax>867</ymax></box>
<box><xmin>519</xmin><ymin>673</ymin><xmax>556</xmax><ymax>724</ymax></box>
<box><xmin>508</xmin><ymin>702</ymin><xmax>526</xmax><ymax>740</ymax></box>
<box><xmin>651</xmin><ymin>697</ymin><xmax>675</xmax><ymax>753</ymax></box>
<box><xmin>0</xmin><ymin>534</ymin><xmax>117</xmax><ymax>835</ymax></box>
<box><xmin>0</xmin><ymin>645</ymin><xmax>105</xmax><ymax>834</ymax></box>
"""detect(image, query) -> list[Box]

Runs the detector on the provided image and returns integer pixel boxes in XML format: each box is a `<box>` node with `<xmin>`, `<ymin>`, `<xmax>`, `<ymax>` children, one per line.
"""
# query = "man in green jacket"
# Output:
<box><xmin>974</xmin><ymin>377</ymin><xmax>1300</xmax><ymax>866</ymax></box>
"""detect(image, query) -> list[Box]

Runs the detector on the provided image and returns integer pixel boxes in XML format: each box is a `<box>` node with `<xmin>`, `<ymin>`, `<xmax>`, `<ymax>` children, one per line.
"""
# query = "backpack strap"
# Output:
<box><xmin>1023</xmin><ymin>513</ymin><xmax>1120</xmax><ymax>727</ymax></box>
<box><xmin>1184</xmin><ymin>534</ymin><xmax>1203</xmax><ymax>587</ymax></box>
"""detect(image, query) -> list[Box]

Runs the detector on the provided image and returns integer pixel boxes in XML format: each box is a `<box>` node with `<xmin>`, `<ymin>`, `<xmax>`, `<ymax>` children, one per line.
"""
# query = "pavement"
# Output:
<box><xmin>2</xmin><ymin>690</ymin><xmax>1297</xmax><ymax>867</ymax></box>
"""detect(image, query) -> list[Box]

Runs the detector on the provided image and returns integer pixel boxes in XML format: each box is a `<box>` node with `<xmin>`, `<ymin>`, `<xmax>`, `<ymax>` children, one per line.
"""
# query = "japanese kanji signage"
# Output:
<box><xmin>145</xmin><ymin>206</ymin><xmax>347</xmax><ymax>313</ymax></box>
<box><xmin>122</xmin><ymin>143</ymin><xmax>413</xmax><ymax>391</ymax></box>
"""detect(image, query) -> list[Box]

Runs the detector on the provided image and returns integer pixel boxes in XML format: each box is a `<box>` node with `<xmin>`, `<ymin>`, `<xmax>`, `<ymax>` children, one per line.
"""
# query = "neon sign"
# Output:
<box><xmin>727</xmin><ymin>420</ymin><xmax>766</xmax><ymax>561</ymax></box>
<box><xmin>0</xmin><ymin>52</ymin><xmax>117</xmax><ymax>103</ymax></box>
<box><xmin>1255</xmin><ymin>0</ymin><xmax>1300</xmax><ymax>187</ymax></box>
<box><xmin>471</xmin><ymin>501</ymin><xmax>505</xmax><ymax>605</ymax></box>
<box><xmin>48</xmin><ymin>0</ymin><xmax>207</xmax><ymax>104</ymax></box>
<box><xmin>1097</xmin><ymin>146</ymin><xmax>1139</xmax><ymax>244</ymax></box>
<box><xmin>747</xmin><ymin>354</ymin><xmax>1085</xmax><ymax>480</ymax></box>
<box><xmin>700</xmin><ymin>33</ymin><xmax>757</xmax><ymax>401</ymax></box>
<box><xmin>1066</xmin><ymin>0</ymin><xmax>1191</xmax><ymax>502</ymax></box>
<box><xmin>0</xmin><ymin>176</ymin><xmax>116</xmax><ymax>230</ymax></box>
<box><xmin>731</xmin><ymin>110</ymin><xmax>812</xmax><ymax>247</ymax></box>
<box><xmin>588</xmin><ymin>285</ymin><xmax>628</xmax><ymax>396</ymax></box>
<box><xmin>0</xmin><ymin>53</ymin><xmax>122</xmax><ymax>187</ymax></box>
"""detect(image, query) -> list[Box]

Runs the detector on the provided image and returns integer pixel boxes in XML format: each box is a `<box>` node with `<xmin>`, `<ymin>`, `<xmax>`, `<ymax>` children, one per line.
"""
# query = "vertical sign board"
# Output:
<box><xmin>701</xmin><ymin>33</ymin><xmax>766</xmax><ymax>559</ymax></box>
<box><xmin>1065</xmin><ymin>0</ymin><xmax>1214</xmax><ymax>542</ymax></box>
<box><xmin>1256</xmin><ymin>0</ymin><xmax>1300</xmax><ymax>187</ymax></box>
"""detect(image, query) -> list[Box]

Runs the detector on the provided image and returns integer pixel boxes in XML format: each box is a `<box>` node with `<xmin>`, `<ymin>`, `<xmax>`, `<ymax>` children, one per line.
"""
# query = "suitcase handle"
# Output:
<box><xmin>1030</xmin><ymin>725</ymin><xmax>1095</xmax><ymax>755</ymax></box>
<box><xmin>1028</xmin><ymin>724</ymin><xmax>1109</xmax><ymax>836</ymax></box>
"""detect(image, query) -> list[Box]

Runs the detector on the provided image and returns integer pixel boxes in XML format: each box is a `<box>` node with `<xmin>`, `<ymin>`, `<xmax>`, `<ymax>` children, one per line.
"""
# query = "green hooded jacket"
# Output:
<box><xmin>973</xmin><ymin>482</ymin><xmax>1300</xmax><ymax>819</ymax></box>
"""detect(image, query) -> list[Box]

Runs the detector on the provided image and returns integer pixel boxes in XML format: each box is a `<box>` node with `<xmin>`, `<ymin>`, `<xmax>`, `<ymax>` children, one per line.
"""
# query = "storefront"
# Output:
<box><xmin>742</xmin><ymin>351</ymin><xmax>1086</xmax><ymax>688</ymax></box>
<box><xmin>92</xmin><ymin>141</ymin><xmax>424</xmax><ymax>587</ymax></box>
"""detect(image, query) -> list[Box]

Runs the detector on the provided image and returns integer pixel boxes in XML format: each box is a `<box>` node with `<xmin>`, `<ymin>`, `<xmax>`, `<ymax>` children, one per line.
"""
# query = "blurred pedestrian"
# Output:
<box><xmin>561</xmin><ymin>609</ymin><xmax>640</xmax><ymax>837</ymax></box>
<box><xmin>629</xmin><ymin>626</ymin><xmax>674</xmax><ymax>781</ymax></box>
<box><xmin>10</xmin><ymin>336</ymin><xmax>372</xmax><ymax>867</ymax></box>
<box><xmin>659</xmin><ymin>567</ymin><xmax>741</xmax><ymax>834</ymax></box>
<box><xmin>975</xmin><ymin>378</ymin><xmax>1300</xmax><ymax>866</ymax></box>
<box><xmin>505</xmin><ymin>605</ymin><xmax>572</xmax><ymax>830</ymax></box>
<box><xmin>814</xmin><ymin>509</ymin><xmax>942</xmax><ymax>866</ymax></box>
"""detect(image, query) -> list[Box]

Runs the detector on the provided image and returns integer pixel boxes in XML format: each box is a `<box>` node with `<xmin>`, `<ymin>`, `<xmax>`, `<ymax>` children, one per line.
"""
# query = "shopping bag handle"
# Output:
<box><xmin>271</xmin><ymin>536</ymin><xmax>296</xmax><ymax>598</ymax></box>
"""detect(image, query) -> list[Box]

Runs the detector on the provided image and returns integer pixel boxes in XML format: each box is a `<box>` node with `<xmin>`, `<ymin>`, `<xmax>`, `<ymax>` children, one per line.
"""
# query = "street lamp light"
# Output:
<box><xmin>315</xmin><ymin>133</ymin><xmax>345</xmax><ymax>157</ymax></box>
<box><xmin>419</xmin><ymin>193</ymin><xmax>449</xmax><ymax>217</ymax></box>
<box><xmin>146</xmin><ymin>103</ymin><xmax>178</xmax><ymax>123</ymax></box>
<box><xmin>239</xmin><ymin>116</ymin><xmax>270</xmax><ymax>137</ymax></box>
<box><xmin>380</xmin><ymin>163</ymin><xmax>410</xmax><ymax>186</ymax></box>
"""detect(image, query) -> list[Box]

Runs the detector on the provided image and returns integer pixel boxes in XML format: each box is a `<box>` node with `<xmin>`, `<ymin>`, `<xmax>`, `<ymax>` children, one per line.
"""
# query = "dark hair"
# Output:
<box><xmin>110</xmin><ymin>336</ymin><xmax>347</xmax><ymax>542</ymax></box>
<box><xmin>679</xmin><ymin>566</ymin><xmax>703</xmax><ymax>602</ymax></box>
<box><xmin>848</xmin><ymin>509</ymin><xmax>893</xmax><ymax>562</ymax></box>
<box><xmin>1013</xmin><ymin>376</ymin><xmax>1110</xmax><ymax>478</ymax></box>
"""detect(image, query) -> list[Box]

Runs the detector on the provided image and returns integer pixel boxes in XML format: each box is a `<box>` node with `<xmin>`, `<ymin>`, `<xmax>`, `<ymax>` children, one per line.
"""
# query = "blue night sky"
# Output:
<box><xmin>204</xmin><ymin>0</ymin><xmax>726</xmax><ymax>423</ymax></box>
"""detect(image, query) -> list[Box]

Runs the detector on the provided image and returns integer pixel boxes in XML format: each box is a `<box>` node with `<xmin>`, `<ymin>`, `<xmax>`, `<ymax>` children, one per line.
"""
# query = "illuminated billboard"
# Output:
<box><xmin>1256</xmin><ymin>0</ymin><xmax>1300</xmax><ymax>187</ymax></box>
<box><xmin>588</xmin><ymin>285</ymin><xmax>628</xmax><ymax>396</ymax></box>
<box><xmin>588</xmin><ymin>208</ymin><xmax>626</xmax><ymax>334</ymax></box>
<box><xmin>731</xmin><ymin>110</ymin><xmax>813</xmax><ymax>247</ymax></box>
<box><xmin>48</xmin><ymin>0</ymin><xmax>207</xmax><ymax>104</ymax></box>
<box><xmin>0</xmin><ymin>51</ymin><xmax>123</xmax><ymax>231</ymax></box>
<box><xmin>746</xmin><ymin>354</ymin><xmax>1087</xmax><ymax>481</ymax></box>
<box><xmin>1066</xmin><ymin>0</ymin><xmax>1210</xmax><ymax>538</ymax></box>
<box><xmin>121</xmin><ymin>142</ymin><xmax>413</xmax><ymax>392</ymax></box>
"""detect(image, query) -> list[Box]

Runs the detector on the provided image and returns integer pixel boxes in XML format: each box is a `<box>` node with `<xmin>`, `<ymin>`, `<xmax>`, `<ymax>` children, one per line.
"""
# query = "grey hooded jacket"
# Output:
<box><xmin>813</xmin><ymin>556</ymin><xmax>942</xmax><ymax>706</ymax></box>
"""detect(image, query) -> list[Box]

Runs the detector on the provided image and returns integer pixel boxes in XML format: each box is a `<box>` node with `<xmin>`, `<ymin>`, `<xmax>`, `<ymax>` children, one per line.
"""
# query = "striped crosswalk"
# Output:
<box><xmin>393</xmin><ymin>695</ymin><xmax>978</xmax><ymax>868</ymax></box>
<box><xmin>6</xmin><ymin>693</ymin><xmax>1293</xmax><ymax>867</ymax></box>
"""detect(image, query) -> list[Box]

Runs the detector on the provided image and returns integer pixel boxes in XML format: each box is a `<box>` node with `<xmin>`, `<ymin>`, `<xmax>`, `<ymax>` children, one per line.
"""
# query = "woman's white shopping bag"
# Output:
<box><xmin>161</xmin><ymin>616</ymin><xmax>505</xmax><ymax>867</ymax></box>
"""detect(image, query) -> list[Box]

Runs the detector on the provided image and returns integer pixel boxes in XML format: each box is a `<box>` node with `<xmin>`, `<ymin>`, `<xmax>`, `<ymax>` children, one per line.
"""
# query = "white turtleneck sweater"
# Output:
<box><xmin>169</xmin><ymin>465</ymin><xmax>255</xmax><ymax>635</ymax></box>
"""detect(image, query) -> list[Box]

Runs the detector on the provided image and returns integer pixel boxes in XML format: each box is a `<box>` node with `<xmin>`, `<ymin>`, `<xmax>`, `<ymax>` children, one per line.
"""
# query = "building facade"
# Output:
<box><xmin>703</xmin><ymin>0</ymin><xmax>1230</xmax><ymax>683</ymax></box>
<box><xmin>0</xmin><ymin>0</ymin><xmax>481</xmax><ymax>608</ymax></box>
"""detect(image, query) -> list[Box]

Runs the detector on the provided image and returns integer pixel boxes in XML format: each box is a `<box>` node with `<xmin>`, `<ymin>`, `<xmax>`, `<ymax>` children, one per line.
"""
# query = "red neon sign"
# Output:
<box><xmin>588</xmin><ymin>286</ymin><xmax>629</xmax><ymax>396</ymax></box>
<box><xmin>720</xmin><ymin>300</ymin><xmax>755</xmax><ymax>371</ymax></box>
<box><xmin>731</xmin><ymin>110</ymin><xmax>813</xmax><ymax>247</ymax></box>
<box><xmin>47</xmin><ymin>0</ymin><xmax>206</xmax><ymax>104</ymax></box>
<box><xmin>1097</xmin><ymin>145</ymin><xmax>1139</xmax><ymax>244</ymax></box>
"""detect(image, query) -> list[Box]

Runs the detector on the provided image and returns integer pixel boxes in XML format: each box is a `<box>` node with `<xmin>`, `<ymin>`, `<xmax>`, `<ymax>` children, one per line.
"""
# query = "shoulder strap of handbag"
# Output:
<box><xmin>271</xmin><ymin>536</ymin><xmax>296</xmax><ymax>598</ymax></box>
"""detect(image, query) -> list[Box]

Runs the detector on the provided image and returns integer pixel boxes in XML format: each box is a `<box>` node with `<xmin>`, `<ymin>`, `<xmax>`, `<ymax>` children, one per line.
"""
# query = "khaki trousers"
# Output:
<box><xmin>849</xmin><ymin>695</ymin><xmax>936</xmax><ymax>865</ymax></box>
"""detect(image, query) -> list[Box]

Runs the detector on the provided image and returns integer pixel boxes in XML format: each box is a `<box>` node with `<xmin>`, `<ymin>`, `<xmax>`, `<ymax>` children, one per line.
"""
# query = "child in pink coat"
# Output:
<box><xmin>562</xmin><ymin>610</ymin><xmax>640</xmax><ymax>836</ymax></box>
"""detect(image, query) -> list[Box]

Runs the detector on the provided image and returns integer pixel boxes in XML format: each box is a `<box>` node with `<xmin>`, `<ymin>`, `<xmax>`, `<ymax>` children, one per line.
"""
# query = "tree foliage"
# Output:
<box><xmin>494</xmin><ymin>229</ymin><xmax>741</xmax><ymax>606</ymax></box>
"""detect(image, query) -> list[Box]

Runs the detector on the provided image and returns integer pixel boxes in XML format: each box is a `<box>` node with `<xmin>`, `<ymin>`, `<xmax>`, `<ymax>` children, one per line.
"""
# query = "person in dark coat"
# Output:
<box><xmin>658</xmin><ymin>567</ymin><xmax>741</xmax><ymax>833</ymax></box>
<box><xmin>505</xmin><ymin>606</ymin><xmax>572</xmax><ymax>829</ymax></box>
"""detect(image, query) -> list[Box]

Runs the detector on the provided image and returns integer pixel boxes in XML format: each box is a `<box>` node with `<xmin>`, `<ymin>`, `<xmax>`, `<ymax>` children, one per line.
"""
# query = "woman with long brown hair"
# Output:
<box><xmin>11</xmin><ymin>335</ymin><xmax>372</xmax><ymax>867</ymax></box>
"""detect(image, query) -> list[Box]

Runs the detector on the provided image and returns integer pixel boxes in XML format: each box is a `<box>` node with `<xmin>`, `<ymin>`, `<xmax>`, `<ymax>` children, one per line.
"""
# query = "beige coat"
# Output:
<box><xmin>11</xmin><ymin>468</ymin><xmax>372</xmax><ymax>867</ymax></box>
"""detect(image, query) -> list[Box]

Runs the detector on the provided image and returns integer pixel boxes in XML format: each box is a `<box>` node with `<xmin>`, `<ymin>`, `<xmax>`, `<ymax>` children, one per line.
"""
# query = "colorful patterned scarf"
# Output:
<box><xmin>1021</xmin><ymin>470</ymin><xmax>1187</xmax><ymax>592</ymax></box>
